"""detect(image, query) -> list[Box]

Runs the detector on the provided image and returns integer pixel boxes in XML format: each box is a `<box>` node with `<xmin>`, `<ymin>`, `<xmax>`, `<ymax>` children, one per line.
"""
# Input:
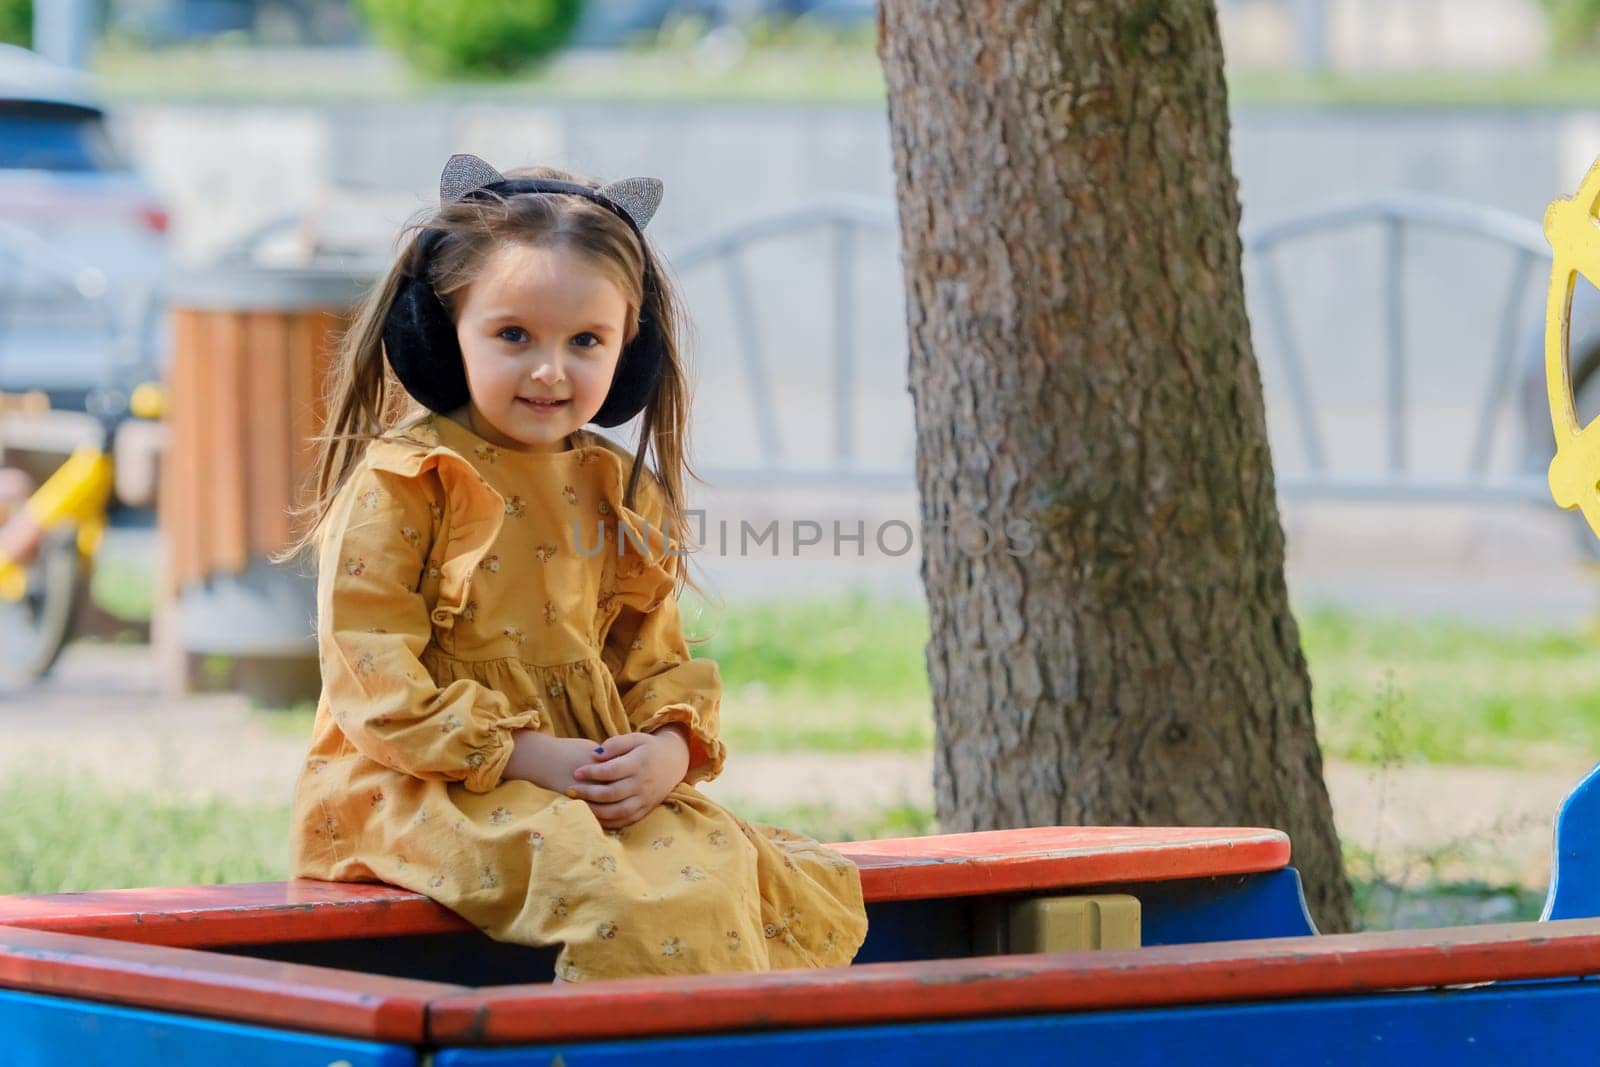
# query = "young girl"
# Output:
<box><xmin>283</xmin><ymin>153</ymin><xmax>869</xmax><ymax>982</ymax></box>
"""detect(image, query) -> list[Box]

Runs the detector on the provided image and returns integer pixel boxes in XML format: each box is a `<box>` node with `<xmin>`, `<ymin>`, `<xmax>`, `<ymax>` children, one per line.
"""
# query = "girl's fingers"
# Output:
<box><xmin>569</xmin><ymin>776</ymin><xmax>638</xmax><ymax>805</ymax></box>
<box><xmin>591</xmin><ymin>733</ymin><xmax>648</xmax><ymax>761</ymax></box>
<box><xmin>575</xmin><ymin>752</ymin><xmax>638</xmax><ymax>783</ymax></box>
<box><xmin>586</xmin><ymin>796</ymin><xmax>644</xmax><ymax>824</ymax></box>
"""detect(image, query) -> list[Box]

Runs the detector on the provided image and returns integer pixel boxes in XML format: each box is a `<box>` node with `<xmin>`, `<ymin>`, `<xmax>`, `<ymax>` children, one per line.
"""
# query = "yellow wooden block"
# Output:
<box><xmin>1007</xmin><ymin>893</ymin><xmax>1141</xmax><ymax>953</ymax></box>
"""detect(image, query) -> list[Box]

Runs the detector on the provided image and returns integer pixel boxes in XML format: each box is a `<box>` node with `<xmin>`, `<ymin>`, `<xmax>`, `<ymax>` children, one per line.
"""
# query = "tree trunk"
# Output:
<box><xmin>878</xmin><ymin>0</ymin><xmax>1355</xmax><ymax>932</ymax></box>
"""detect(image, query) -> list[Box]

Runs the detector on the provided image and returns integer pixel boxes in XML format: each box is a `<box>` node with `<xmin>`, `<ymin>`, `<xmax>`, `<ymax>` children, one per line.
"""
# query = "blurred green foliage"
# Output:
<box><xmin>0</xmin><ymin>0</ymin><xmax>30</xmax><ymax>48</ymax></box>
<box><xmin>1539</xmin><ymin>0</ymin><xmax>1600</xmax><ymax>54</ymax></box>
<box><xmin>355</xmin><ymin>0</ymin><xmax>581</xmax><ymax>77</ymax></box>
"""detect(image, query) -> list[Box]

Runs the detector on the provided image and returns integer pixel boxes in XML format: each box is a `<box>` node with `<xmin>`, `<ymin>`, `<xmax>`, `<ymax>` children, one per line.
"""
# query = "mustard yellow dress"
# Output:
<box><xmin>288</xmin><ymin>412</ymin><xmax>868</xmax><ymax>980</ymax></box>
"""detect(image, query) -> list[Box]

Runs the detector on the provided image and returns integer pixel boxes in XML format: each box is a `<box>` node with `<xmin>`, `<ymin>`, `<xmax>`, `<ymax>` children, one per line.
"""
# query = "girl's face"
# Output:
<box><xmin>450</xmin><ymin>242</ymin><xmax>630</xmax><ymax>452</ymax></box>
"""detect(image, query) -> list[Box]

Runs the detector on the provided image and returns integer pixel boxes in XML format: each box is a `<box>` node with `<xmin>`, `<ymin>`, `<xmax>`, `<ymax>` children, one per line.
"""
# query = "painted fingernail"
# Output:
<box><xmin>565</xmin><ymin>788</ymin><xmax>579</xmax><ymax>799</ymax></box>
<box><xmin>594</xmin><ymin>747</ymin><xmax>605</xmax><ymax>754</ymax></box>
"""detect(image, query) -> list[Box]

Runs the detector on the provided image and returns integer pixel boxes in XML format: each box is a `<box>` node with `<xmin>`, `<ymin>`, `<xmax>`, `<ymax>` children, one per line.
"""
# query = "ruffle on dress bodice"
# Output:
<box><xmin>304</xmin><ymin>411</ymin><xmax>726</xmax><ymax>794</ymax></box>
<box><xmin>364</xmin><ymin>415</ymin><xmax>680</xmax><ymax>654</ymax></box>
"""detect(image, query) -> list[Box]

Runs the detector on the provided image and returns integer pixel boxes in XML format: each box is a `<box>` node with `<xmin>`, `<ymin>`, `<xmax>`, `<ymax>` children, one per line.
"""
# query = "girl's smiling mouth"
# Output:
<box><xmin>518</xmin><ymin>397</ymin><xmax>570</xmax><ymax>413</ymax></box>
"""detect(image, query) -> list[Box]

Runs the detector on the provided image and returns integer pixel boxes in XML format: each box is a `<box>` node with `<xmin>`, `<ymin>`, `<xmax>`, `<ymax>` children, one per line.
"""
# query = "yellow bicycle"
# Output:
<box><xmin>0</xmin><ymin>382</ymin><xmax>165</xmax><ymax>687</ymax></box>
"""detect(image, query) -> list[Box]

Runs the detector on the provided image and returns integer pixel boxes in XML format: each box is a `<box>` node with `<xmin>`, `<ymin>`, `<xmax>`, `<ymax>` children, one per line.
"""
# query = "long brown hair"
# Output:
<box><xmin>276</xmin><ymin>164</ymin><xmax>708</xmax><ymax>603</ymax></box>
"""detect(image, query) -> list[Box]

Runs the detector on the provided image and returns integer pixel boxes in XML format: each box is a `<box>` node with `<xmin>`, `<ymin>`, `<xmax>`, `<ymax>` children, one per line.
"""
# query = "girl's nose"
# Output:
<box><xmin>529</xmin><ymin>357</ymin><xmax>566</xmax><ymax>384</ymax></box>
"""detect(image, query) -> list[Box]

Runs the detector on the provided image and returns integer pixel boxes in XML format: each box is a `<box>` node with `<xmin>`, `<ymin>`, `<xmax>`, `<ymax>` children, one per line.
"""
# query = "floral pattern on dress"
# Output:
<box><xmin>291</xmin><ymin>415</ymin><xmax>869</xmax><ymax>983</ymax></box>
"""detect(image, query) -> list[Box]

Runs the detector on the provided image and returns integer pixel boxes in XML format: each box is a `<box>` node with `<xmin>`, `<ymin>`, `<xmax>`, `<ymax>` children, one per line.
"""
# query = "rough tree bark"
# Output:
<box><xmin>877</xmin><ymin>0</ymin><xmax>1355</xmax><ymax>932</ymax></box>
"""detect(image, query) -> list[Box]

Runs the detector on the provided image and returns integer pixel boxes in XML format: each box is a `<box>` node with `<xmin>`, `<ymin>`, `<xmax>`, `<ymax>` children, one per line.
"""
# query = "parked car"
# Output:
<box><xmin>0</xmin><ymin>44</ymin><xmax>171</xmax><ymax>413</ymax></box>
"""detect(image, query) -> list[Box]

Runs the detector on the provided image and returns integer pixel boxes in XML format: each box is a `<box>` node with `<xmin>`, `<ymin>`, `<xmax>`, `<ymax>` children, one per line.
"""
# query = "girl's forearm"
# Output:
<box><xmin>504</xmin><ymin>729</ymin><xmax>565</xmax><ymax>789</ymax></box>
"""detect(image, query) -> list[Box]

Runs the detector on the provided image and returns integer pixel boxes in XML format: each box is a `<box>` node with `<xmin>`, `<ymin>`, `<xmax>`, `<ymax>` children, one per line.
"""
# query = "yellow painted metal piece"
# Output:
<box><xmin>129</xmin><ymin>381</ymin><xmax>166</xmax><ymax>421</ymax></box>
<box><xmin>1545</xmin><ymin>157</ymin><xmax>1600</xmax><ymax>539</ymax></box>
<box><xmin>1007</xmin><ymin>893</ymin><xmax>1141</xmax><ymax>953</ymax></box>
<box><xmin>0</xmin><ymin>445</ymin><xmax>111</xmax><ymax>602</ymax></box>
<box><xmin>0</xmin><ymin>560</ymin><xmax>24</xmax><ymax>601</ymax></box>
<box><xmin>22</xmin><ymin>447</ymin><xmax>113</xmax><ymax>528</ymax></box>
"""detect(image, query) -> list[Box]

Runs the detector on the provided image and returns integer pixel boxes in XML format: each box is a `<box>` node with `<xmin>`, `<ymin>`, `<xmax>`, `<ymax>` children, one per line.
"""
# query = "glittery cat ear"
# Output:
<box><xmin>598</xmin><ymin>177</ymin><xmax>664</xmax><ymax>230</ymax></box>
<box><xmin>439</xmin><ymin>153</ymin><xmax>505</xmax><ymax>206</ymax></box>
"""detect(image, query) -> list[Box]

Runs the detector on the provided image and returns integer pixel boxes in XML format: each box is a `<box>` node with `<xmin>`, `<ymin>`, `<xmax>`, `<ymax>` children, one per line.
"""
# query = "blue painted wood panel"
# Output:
<box><xmin>0</xmin><ymin>987</ymin><xmax>416</xmax><ymax>1067</ymax></box>
<box><xmin>431</xmin><ymin>975</ymin><xmax>1600</xmax><ymax>1067</ymax></box>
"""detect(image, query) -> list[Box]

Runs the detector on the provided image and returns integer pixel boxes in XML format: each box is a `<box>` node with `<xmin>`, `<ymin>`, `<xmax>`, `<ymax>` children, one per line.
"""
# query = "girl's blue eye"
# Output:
<box><xmin>498</xmin><ymin>328</ymin><xmax>598</xmax><ymax>347</ymax></box>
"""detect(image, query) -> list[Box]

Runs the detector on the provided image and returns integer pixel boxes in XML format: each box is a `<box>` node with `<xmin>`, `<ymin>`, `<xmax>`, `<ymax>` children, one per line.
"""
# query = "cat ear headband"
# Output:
<box><xmin>382</xmin><ymin>153</ymin><xmax>667</xmax><ymax>427</ymax></box>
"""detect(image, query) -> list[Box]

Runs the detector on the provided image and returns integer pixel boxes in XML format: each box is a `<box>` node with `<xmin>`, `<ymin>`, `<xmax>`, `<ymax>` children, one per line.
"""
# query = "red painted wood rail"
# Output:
<box><xmin>5</xmin><ymin>917</ymin><xmax>1600</xmax><ymax>1045</ymax></box>
<box><xmin>0</xmin><ymin>826</ymin><xmax>1289</xmax><ymax>948</ymax></box>
<box><xmin>0</xmin><ymin>924</ymin><xmax>463</xmax><ymax>1043</ymax></box>
<box><xmin>423</xmin><ymin>918</ymin><xmax>1600</xmax><ymax>1045</ymax></box>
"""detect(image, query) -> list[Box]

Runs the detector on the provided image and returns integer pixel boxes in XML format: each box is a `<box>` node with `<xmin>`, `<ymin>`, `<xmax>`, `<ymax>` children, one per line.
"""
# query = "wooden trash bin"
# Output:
<box><xmin>156</xmin><ymin>266</ymin><xmax>373</xmax><ymax>703</ymax></box>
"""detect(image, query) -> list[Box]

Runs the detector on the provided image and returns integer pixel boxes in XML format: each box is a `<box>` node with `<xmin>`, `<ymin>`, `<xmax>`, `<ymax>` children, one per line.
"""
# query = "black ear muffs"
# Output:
<box><xmin>381</xmin><ymin>178</ymin><xmax>666</xmax><ymax>428</ymax></box>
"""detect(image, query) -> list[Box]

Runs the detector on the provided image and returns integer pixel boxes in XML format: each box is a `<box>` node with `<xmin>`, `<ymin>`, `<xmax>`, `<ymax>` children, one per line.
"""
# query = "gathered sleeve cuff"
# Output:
<box><xmin>318</xmin><ymin>462</ymin><xmax>538</xmax><ymax>793</ymax></box>
<box><xmin>600</xmin><ymin>477</ymin><xmax>726</xmax><ymax>786</ymax></box>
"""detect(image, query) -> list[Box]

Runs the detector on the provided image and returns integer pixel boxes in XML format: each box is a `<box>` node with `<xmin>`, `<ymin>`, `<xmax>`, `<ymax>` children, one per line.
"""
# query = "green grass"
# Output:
<box><xmin>0</xmin><ymin>768</ymin><xmax>923</xmax><ymax>892</ymax></box>
<box><xmin>256</xmin><ymin>591</ymin><xmax>937</xmax><ymax>753</ymax></box>
<box><xmin>691</xmin><ymin>591</ymin><xmax>929</xmax><ymax>700</ymax></box>
<box><xmin>111</xmin><ymin>533</ymin><xmax>1600</xmax><ymax>770</ymax></box>
<box><xmin>1302</xmin><ymin>607</ymin><xmax>1600</xmax><ymax>768</ymax></box>
<box><xmin>250</xmin><ymin>589</ymin><xmax>1600</xmax><ymax>766</ymax></box>
<box><xmin>737</xmin><ymin>802</ymin><xmax>937</xmax><ymax>844</ymax></box>
<box><xmin>0</xmin><ymin>773</ymin><xmax>291</xmax><ymax>893</ymax></box>
<box><xmin>692</xmin><ymin>591</ymin><xmax>934</xmax><ymax>753</ymax></box>
<box><xmin>702</xmin><ymin>595</ymin><xmax>1600</xmax><ymax>768</ymax></box>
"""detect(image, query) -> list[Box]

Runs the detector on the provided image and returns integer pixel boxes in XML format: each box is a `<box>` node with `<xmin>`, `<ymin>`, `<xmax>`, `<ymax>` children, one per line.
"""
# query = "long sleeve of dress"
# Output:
<box><xmin>601</xmin><ymin>481</ymin><xmax>727</xmax><ymax>786</ymax></box>
<box><xmin>318</xmin><ymin>463</ymin><xmax>540</xmax><ymax>793</ymax></box>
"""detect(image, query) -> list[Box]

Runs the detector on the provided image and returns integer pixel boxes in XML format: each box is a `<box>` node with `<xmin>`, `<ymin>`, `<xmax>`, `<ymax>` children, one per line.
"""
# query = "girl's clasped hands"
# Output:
<box><xmin>506</xmin><ymin>725</ymin><xmax>691</xmax><ymax>830</ymax></box>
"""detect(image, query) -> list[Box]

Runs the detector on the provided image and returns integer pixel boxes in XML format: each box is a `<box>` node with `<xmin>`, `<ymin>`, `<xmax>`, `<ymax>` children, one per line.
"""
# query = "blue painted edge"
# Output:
<box><xmin>0</xmin><ymin>986</ymin><xmax>417</xmax><ymax>1067</ymax></box>
<box><xmin>1542</xmin><ymin>759</ymin><xmax>1600</xmax><ymax>920</ymax></box>
<box><xmin>431</xmin><ymin>976</ymin><xmax>1600</xmax><ymax>1067</ymax></box>
<box><xmin>1104</xmin><ymin>867</ymin><xmax>1319</xmax><ymax>944</ymax></box>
